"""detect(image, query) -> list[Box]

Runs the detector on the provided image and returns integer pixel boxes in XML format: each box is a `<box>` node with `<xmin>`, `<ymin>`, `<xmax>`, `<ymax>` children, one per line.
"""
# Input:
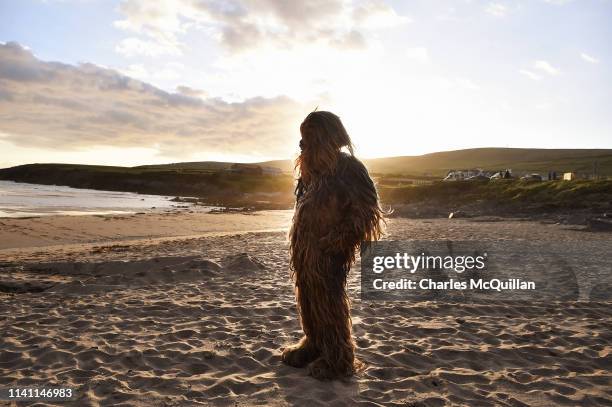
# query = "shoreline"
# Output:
<box><xmin>2</xmin><ymin>210</ymin><xmax>609</xmax><ymax>255</ymax></box>
<box><xmin>0</xmin><ymin>210</ymin><xmax>293</xmax><ymax>253</ymax></box>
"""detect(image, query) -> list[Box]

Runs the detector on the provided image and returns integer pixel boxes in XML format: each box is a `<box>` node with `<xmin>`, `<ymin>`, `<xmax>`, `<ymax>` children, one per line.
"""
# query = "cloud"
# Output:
<box><xmin>580</xmin><ymin>52</ymin><xmax>599</xmax><ymax>64</ymax></box>
<box><xmin>119</xmin><ymin>62</ymin><xmax>185</xmax><ymax>82</ymax></box>
<box><xmin>534</xmin><ymin>60</ymin><xmax>560</xmax><ymax>75</ymax></box>
<box><xmin>352</xmin><ymin>0</ymin><xmax>412</xmax><ymax>28</ymax></box>
<box><xmin>329</xmin><ymin>30</ymin><xmax>367</xmax><ymax>50</ymax></box>
<box><xmin>485</xmin><ymin>2</ymin><xmax>508</xmax><ymax>17</ymax></box>
<box><xmin>176</xmin><ymin>85</ymin><xmax>208</xmax><ymax>98</ymax></box>
<box><xmin>519</xmin><ymin>69</ymin><xmax>541</xmax><ymax>81</ymax></box>
<box><xmin>542</xmin><ymin>0</ymin><xmax>573</xmax><ymax>4</ymax></box>
<box><xmin>520</xmin><ymin>61</ymin><xmax>560</xmax><ymax>80</ymax></box>
<box><xmin>115</xmin><ymin>37</ymin><xmax>182</xmax><ymax>57</ymax></box>
<box><xmin>113</xmin><ymin>0</ymin><xmax>409</xmax><ymax>55</ymax></box>
<box><xmin>119</xmin><ymin>63</ymin><xmax>149</xmax><ymax>79</ymax></box>
<box><xmin>0</xmin><ymin>42</ymin><xmax>305</xmax><ymax>159</ymax></box>
<box><xmin>404</xmin><ymin>47</ymin><xmax>430</xmax><ymax>63</ymax></box>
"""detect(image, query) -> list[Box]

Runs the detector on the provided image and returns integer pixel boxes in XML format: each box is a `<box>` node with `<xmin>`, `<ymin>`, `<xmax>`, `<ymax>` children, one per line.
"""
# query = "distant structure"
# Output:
<box><xmin>521</xmin><ymin>173</ymin><xmax>543</xmax><ymax>181</ymax></box>
<box><xmin>443</xmin><ymin>168</ymin><xmax>489</xmax><ymax>181</ymax></box>
<box><xmin>490</xmin><ymin>169</ymin><xmax>513</xmax><ymax>180</ymax></box>
<box><xmin>563</xmin><ymin>172</ymin><xmax>576</xmax><ymax>181</ymax></box>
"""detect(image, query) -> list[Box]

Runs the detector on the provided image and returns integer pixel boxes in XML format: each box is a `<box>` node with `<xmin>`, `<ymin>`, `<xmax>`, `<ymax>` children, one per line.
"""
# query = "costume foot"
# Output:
<box><xmin>281</xmin><ymin>343</ymin><xmax>319</xmax><ymax>368</ymax></box>
<box><xmin>308</xmin><ymin>356</ymin><xmax>357</xmax><ymax>380</ymax></box>
<box><xmin>307</xmin><ymin>357</ymin><xmax>336</xmax><ymax>381</ymax></box>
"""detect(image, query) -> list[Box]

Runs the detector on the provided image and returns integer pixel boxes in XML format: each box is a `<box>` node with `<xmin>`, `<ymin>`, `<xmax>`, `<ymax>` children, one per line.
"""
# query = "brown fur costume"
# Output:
<box><xmin>282</xmin><ymin>111</ymin><xmax>385</xmax><ymax>380</ymax></box>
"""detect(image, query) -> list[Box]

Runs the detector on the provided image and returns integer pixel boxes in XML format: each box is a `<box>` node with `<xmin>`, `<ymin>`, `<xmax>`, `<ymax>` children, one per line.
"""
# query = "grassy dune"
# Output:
<box><xmin>379</xmin><ymin>179</ymin><xmax>612</xmax><ymax>218</ymax></box>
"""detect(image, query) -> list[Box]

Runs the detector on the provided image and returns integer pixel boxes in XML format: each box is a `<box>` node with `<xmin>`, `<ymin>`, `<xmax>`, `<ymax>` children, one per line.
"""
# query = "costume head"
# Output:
<box><xmin>296</xmin><ymin>110</ymin><xmax>354</xmax><ymax>185</ymax></box>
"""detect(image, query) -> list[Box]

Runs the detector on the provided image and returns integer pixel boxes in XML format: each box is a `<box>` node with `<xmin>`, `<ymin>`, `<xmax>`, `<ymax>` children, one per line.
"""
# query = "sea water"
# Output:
<box><xmin>0</xmin><ymin>180</ymin><xmax>176</xmax><ymax>218</ymax></box>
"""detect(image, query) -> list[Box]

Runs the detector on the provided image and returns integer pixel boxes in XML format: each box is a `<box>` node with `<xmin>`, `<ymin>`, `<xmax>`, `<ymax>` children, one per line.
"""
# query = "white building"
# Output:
<box><xmin>443</xmin><ymin>169</ymin><xmax>486</xmax><ymax>181</ymax></box>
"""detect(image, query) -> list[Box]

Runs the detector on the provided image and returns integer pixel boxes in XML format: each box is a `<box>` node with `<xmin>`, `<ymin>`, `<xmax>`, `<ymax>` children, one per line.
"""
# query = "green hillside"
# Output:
<box><xmin>130</xmin><ymin>148</ymin><xmax>612</xmax><ymax>177</ymax></box>
<box><xmin>364</xmin><ymin>148</ymin><xmax>612</xmax><ymax>176</ymax></box>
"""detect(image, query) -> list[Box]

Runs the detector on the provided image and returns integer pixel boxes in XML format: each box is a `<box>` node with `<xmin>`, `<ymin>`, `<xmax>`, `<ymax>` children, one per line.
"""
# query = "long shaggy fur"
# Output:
<box><xmin>282</xmin><ymin>111</ymin><xmax>385</xmax><ymax>380</ymax></box>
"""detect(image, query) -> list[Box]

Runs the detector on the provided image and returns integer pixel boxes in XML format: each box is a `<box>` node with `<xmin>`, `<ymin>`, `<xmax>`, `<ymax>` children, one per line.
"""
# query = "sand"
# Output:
<box><xmin>0</xmin><ymin>212</ymin><xmax>611</xmax><ymax>406</ymax></box>
<box><xmin>0</xmin><ymin>210</ymin><xmax>294</xmax><ymax>250</ymax></box>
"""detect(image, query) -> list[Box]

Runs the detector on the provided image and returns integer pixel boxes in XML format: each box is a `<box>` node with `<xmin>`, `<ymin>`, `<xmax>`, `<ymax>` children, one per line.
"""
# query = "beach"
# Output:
<box><xmin>2</xmin><ymin>0</ymin><xmax>611</xmax><ymax>404</ymax></box>
<box><xmin>1</xmin><ymin>211</ymin><xmax>611</xmax><ymax>406</ymax></box>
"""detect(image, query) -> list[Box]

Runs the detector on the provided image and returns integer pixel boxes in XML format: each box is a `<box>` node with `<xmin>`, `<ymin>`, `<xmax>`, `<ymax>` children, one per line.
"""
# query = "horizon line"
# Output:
<box><xmin>2</xmin><ymin>146</ymin><xmax>612</xmax><ymax>170</ymax></box>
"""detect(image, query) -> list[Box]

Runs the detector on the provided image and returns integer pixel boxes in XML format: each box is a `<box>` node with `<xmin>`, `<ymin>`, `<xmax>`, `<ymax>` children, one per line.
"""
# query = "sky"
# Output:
<box><xmin>0</xmin><ymin>0</ymin><xmax>611</xmax><ymax>168</ymax></box>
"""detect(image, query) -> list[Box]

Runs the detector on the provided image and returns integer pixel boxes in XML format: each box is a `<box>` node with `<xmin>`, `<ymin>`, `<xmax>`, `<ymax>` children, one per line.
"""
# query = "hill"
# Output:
<box><xmin>1</xmin><ymin>160</ymin><xmax>611</xmax><ymax>217</ymax></box>
<box><xmin>0</xmin><ymin>163</ymin><xmax>295</xmax><ymax>209</ymax></box>
<box><xmin>130</xmin><ymin>148</ymin><xmax>612</xmax><ymax>177</ymax></box>
<box><xmin>1</xmin><ymin>148</ymin><xmax>611</xmax><ymax>212</ymax></box>
<box><xmin>136</xmin><ymin>161</ymin><xmax>234</xmax><ymax>171</ymax></box>
<box><xmin>364</xmin><ymin>148</ymin><xmax>612</xmax><ymax>176</ymax></box>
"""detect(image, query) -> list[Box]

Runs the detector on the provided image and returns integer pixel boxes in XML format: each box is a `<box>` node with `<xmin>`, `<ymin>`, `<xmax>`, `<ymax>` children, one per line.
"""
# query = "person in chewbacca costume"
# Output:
<box><xmin>282</xmin><ymin>110</ymin><xmax>386</xmax><ymax>380</ymax></box>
